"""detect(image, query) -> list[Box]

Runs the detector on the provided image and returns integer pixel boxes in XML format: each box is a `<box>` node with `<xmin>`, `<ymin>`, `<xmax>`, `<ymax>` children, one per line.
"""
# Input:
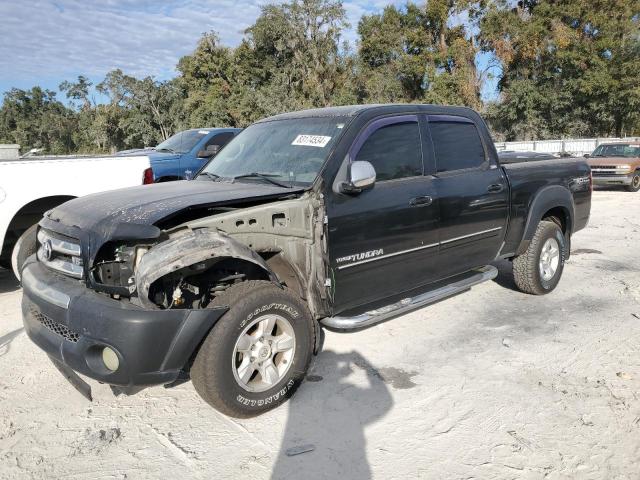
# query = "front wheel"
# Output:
<box><xmin>626</xmin><ymin>171</ymin><xmax>640</xmax><ymax>192</ymax></box>
<box><xmin>191</xmin><ymin>281</ymin><xmax>315</xmax><ymax>418</ymax></box>
<box><xmin>512</xmin><ymin>220</ymin><xmax>566</xmax><ymax>295</ymax></box>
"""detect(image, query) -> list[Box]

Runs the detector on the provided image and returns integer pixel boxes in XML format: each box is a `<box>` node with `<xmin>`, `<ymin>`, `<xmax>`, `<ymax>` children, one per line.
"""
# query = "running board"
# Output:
<box><xmin>321</xmin><ymin>265</ymin><xmax>498</xmax><ymax>330</ymax></box>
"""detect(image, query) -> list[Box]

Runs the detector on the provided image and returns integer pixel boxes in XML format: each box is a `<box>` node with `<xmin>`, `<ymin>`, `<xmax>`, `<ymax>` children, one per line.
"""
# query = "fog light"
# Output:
<box><xmin>102</xmin><ymin>347</ymin><xmax>119</xmax><ymax>371</ymax></box>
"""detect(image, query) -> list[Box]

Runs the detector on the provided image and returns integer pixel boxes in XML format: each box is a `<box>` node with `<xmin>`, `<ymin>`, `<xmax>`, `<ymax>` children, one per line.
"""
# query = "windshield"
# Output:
<box><xmin>156</xmin><ymin>130</ymin><xmax>209</xmax><ymax>154</ymax></box>
<box><xmin>201</xmin><ymin>117</ymin><xmax>348</xmax><ymax>187</ymax></box>
<box><xmin>591</xmin><ymin>144</ymin><xmax>640</xmax><ymax>158</ymax></box>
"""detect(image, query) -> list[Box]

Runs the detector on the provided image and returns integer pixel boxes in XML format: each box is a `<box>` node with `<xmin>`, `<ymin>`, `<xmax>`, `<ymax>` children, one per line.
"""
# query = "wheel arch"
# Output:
<box><xmin>264</xmin><ymin>253</ymin><xmax>307</xmax><ymax>300</ymax></box>
<box><xmin>135</xmin><ymin>228</ymin><xmax>281</xmax><ymax>309</ymax></box>
<box><xmin>1</xmin><ymin>195</ymin><xmax>76</xmax><ymax>261</ymax></box>
<box><xmin>516</xmin><ymin>186</ymin><xmax>575</xmax><ymax>257</ymax></box>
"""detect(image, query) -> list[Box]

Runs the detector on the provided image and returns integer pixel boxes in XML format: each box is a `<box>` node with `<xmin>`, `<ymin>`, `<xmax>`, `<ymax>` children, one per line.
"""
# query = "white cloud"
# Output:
<box><xmin>0</xmin><ymin>0</ymin><xmax>407</xmax><ymax>90</ymax></box>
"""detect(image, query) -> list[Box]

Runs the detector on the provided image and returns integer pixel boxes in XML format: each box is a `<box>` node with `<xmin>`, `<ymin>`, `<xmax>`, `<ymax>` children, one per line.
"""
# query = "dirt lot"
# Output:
<box><xmin>1</xmin><ymin>189</ymin><xmax>639</xmax><ymax>479</ymax></box>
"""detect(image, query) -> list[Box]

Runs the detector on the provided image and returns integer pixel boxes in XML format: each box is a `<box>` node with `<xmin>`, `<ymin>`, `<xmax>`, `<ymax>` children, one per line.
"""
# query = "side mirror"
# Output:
<box><xmin>340</xmin><ymin>161</ymin><xmax>376</xmax><ymax>194</ymax></box>
<box><xmin>197</xmin><ymin>145</ymin><xmax>220</xmax><ymax>158</ymax></box>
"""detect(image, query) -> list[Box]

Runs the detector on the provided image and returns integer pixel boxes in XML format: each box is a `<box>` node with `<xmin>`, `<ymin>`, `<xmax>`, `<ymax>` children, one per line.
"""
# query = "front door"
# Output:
<box><xmin>427</xmin><ymin>115</ymin><xmax>509</xmax><ymax>278</ymax></box>
<box><xmin>327</xmin><ymin>115</ymin><xmax>440</xmax><ymax>314</ymax></box>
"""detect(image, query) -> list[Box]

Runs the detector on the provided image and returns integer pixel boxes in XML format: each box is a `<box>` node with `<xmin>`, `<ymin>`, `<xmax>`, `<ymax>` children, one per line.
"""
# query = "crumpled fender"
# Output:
<box><xmin>135</xmin><ymin>228</ymin><xmax>278</xmax><ymax>308</ymax></box>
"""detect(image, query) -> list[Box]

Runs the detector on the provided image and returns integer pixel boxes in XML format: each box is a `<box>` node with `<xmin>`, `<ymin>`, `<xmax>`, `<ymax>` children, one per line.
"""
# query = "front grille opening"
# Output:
<box><xmin>31</xmin><ymin>310</ymin><xmax>80</xmax><ymax>343</ymax></box>
<box><xmin>37</xmin><ymin>228</ymin><xmax>84</xmax><ymax>279</ymax></box>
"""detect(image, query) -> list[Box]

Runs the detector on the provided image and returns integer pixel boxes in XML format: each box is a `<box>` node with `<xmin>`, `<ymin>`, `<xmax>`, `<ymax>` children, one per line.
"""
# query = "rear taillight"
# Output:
<box><xmin>142</xmin><ymin>167</ymin><xmax>154</xmax><ymax>185</ymax></box>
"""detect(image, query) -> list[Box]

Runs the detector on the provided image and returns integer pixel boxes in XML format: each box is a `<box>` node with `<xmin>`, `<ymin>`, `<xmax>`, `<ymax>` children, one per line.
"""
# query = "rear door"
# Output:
<box><xmin>327</xmin><ymin>115</ymin><xmax>440</xmax><ymax>313</ymax></box>
<box><xmin>427</xmin><ymin>115</ymin><xmax>508</xmax><ymax>278</ymax></box>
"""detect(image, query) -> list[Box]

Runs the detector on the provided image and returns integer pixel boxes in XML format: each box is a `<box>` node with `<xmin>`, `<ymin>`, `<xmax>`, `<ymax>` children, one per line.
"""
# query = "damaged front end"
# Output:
<box><xmin>134</xmin><ymin>229</ymin><xmax>278</xmax><ymax>309</ymax></box>
<box><xmin>22</xmin><ymin>185</ymin><xmax>329</xmax><ymax>399</ymax></box>
<box><xmin>85</xmin><ymin>190</ymin><xmax>330</xmax><ymax>318</ymax></box>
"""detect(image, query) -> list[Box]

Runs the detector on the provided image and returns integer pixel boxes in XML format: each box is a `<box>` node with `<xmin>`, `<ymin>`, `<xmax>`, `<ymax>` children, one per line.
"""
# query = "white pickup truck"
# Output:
<box><xmin>0</xmin><ymin>154</ymin><xmax>151</xmax><ymax>279</ymax></box>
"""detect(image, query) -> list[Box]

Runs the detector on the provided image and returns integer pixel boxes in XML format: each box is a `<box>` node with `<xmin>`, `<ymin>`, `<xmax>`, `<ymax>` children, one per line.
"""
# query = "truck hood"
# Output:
<box><xmin>41</xmin><ymin>180</ymin><xmax>303</xmax><ymax>263</ymax></box>
<box><xmin>587</xmin><ymin>156</ymin><xmax>639</xmax><ymax>166</ymax></box>
<box><xmin>116</xmin><ymin>147</ymin><xmax>157</xmax><ymax>156</ymax></box>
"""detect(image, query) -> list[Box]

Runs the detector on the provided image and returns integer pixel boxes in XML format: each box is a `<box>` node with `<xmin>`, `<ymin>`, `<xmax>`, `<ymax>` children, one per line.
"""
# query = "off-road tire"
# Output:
<box><xmin>11</xmin><ymin>224</ymin><xmax>38</xmax><ymax>282</ymax></box>
<box><xmin>191</xmin><ymin>280</ymin><xmax>315</xmax><ymax>418</ymax></box>
<box><xmin>513</xmin><ymin>220</ymin><xmax>566</xmax><ymax>295</ymax></box>
<box><xmin>626</xmin><ymin>171</ymin><xmax>640</xmax><ymax>192</ymax></box>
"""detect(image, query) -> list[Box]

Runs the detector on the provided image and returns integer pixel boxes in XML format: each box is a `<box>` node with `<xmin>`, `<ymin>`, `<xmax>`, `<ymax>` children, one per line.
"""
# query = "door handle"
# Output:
<box><xmin>409</xmin><ymin>195</ymin><xmax>433</xmax><ymax>207</ymax></box>
<box><xmin>487</xmin><ymin>184</ymin><xmax>504</xmax><ymax>193</ymax></box>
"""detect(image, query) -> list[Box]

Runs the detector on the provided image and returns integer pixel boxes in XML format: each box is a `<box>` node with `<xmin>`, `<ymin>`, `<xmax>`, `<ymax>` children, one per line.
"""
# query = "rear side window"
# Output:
<box><xmin>430</xmin><ymin>121</ymin><xmax>486</xmax><ymax>173</ymax></box>
<box><xmin>205</xmin><ymin>132</ymin><xmax>235</xmax><ymax>149</ymax></box>
<box><xmin>354</xmin><ymin>122</ymin><xmax>422</xmax><ymax>181</ymax></box>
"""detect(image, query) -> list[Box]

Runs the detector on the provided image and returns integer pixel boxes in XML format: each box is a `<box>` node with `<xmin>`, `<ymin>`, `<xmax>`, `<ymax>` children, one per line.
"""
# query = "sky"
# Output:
<box><xmin>0</xmin><ymin>0</ymin><xmax>499</xmax><ymax>103</ymax></box>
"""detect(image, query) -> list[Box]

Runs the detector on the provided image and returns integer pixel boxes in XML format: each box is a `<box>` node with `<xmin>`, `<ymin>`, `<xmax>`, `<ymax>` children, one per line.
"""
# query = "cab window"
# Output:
<box><xmin>430</xmin><ymin>120</ymin><xmax>486</xmax><ymax>173</ymax></box>
<box><xmin>354</xmin><ymin>121</ymin><xmax>423</xmax><ymax>181</ymax></box>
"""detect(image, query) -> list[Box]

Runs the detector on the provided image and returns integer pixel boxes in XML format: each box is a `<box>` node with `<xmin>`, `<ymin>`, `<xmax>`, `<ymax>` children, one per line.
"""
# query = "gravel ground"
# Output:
<box><xmin>1</xmin><ymin>189</ymin><xmax>639</xmax><ymax>479</ymax></box>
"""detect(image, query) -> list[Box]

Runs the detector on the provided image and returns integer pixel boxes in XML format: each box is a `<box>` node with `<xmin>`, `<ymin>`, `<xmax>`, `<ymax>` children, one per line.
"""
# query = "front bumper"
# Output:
<box><xmin>21</xmin><ymin>258</ymin><xmax>227</xmax><ymax>390</ymax></box>
<box><xmin>592</xmin><ymin>173</ymin><xmax>634</xmax><ymax>186</ymax></box>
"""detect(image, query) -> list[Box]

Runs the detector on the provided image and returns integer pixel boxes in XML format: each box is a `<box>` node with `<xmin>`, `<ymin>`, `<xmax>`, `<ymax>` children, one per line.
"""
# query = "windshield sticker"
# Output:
<box><xmin>198</xmin><ymin>130</ymin><xmax>209</xmax><ymax>134</ymax></box>
<box><xmin>292</xmin><ymin>135</ymin><xmax>332</xmax><ymax>148</ymax></box>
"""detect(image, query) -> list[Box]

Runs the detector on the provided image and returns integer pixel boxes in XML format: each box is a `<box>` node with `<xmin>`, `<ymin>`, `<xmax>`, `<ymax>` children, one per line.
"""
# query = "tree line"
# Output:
<box><xmin>1</xmin><ymin>0</ymin><xmax>638</xmax><ymax>155</ymax></box>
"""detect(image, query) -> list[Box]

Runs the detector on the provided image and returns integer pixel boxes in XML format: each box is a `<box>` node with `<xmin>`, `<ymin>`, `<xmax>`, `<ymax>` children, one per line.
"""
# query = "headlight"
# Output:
<box><xmin>0</xmin><ymin>187</ymin><xmax>5</xmax><ymax>203</ymax></box>
<box><xmin>616</xmin><ymin>165</ymin><xmax>632</xmax><ymax>173</ymax></box>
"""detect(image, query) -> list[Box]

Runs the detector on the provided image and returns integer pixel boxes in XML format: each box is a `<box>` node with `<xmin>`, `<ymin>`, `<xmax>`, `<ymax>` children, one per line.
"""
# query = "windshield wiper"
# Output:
<box><xmin>156</xmin><ymin>147</ymin><xmax>176</xmax><ymax>153</ymax></box>
<box><xmin>197</xmin><ymin>172</ymin><xmax>223</xmax><ymax>181</ymax></box>
<box><xmin>232</xmin><ymin>172</ymin><xmax>292</xmax><ymax>189</ymax></box>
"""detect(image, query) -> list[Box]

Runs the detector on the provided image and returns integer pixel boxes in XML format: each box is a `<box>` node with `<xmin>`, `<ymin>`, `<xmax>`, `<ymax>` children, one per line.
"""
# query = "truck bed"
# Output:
<box><xmin>501</xmin><ymin>157</ymin><xmax>592</xmax><ymax>256</ymax></box>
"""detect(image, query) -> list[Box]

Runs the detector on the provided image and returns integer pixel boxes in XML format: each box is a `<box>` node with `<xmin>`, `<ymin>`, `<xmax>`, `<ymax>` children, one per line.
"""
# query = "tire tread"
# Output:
<box><xmin>513</xmin><ymin>220</ymin><xmax>561</xmax><ymax>295</ymax></box>
<box><xmin>191</xmin><ymin>280</ymin><xmax>314</xmax><ymax>418</ymax></box>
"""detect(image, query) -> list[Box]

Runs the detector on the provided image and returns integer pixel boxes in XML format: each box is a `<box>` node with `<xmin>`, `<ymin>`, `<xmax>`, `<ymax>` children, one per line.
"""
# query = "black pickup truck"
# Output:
<box><xmin>21</xmin><ymin>104</ymin><xmax>591</xmax><ymax>417</ymax></box>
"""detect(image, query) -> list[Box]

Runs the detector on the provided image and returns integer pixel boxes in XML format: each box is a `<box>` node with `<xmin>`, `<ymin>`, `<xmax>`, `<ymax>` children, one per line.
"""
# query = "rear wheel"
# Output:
<box><xmin>191</xmin><ymin>280</ymin><xmax>315</xmax><ymax>418</ymax></box>
<box><xmin>11</xmin><ymin>224</ymin><xmax>38</xmax><ymax>281</ymax></box>
<box><xmin>513</xmin><ymin>220</ymin><xmax>566</xmax><ymax>295</ymax></box>
<box><xmin>626</xmin><ymin>171</ymin><xmax>640</xmax><ymax>192</ymax></box>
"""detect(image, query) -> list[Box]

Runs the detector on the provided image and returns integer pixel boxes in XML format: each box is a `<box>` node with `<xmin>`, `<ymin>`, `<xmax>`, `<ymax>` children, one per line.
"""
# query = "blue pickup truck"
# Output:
<box><xmin>123</xmin><ymin>128</ymin><xmax>241</xmax><ymax>184</ymax></box>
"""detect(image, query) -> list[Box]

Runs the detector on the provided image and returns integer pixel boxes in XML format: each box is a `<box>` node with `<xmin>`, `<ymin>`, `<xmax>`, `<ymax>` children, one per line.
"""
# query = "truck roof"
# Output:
<box><xmin>257</xmin><ymin>104</ymin><xmax>479</xmax><ymax>123</ymax></box>
<box><xmin>183</xmin><ymin>127</ymin><xmax>241</xmax><ymax>133</ymax></box>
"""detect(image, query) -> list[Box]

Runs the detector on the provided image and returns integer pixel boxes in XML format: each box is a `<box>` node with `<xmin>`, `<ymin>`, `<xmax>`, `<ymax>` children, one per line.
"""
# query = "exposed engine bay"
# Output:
<box><xmin>89</xmin><ymin>191</ymin><xmax>329</xmax><ymax>318</ymax></box>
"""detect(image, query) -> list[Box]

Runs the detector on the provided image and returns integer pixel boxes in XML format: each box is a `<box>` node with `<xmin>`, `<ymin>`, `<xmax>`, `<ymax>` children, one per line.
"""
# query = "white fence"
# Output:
<box><xmin>494</xmin><ymin>137</ymin><xmax>640</xmax><ymax>156</ymax></box>
<box><xmin>0</xmin><ymin>144</ymin><xmax>20</xmax><ymax>160</ymax></box>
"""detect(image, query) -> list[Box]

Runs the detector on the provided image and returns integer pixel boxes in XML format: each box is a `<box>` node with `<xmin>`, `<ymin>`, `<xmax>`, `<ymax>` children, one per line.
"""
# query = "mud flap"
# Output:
<box><xmin>48</xmin><ymin>355</ymin><xmax>92</xmax><ymax>401</ymax></box>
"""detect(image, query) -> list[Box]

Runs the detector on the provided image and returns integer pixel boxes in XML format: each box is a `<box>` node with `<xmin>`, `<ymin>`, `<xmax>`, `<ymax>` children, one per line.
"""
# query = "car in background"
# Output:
<box><xmin>1</xmin><ymin>128</ymin><xmax>241</xmax><ymax>281</ymax></box>
<box><xmin>585</xmin><ymin>142</ymin><xmax>640</xmax><ymax>192</ymax></box>
<box><xmin>0</xmin><ymin>153</ymin><xmax>151</xmax><ymax>280</ymax></box>
<box><xmin>134</xmin><ymin>128</ymin><xmax>241</xmax><ymax>184</ymax></box>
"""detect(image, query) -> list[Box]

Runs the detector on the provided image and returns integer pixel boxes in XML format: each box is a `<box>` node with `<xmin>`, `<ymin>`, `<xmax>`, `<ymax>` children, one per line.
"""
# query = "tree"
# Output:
<box><xmin>92</xmin><ymin>69</ymin><xmax>183</xmax><ymax>151</ymax></box>
<box><xmin>0</xmin><ymin>87</ymin><xmax>77</xmax><ymax>154</ymax></box>
<box><xmin>176</xmin><ymin>0</ymin><xmax>351</xmax><ymax>128</ymax></box>
<box><xmin>2</xmin><ymin>0</ymin><xmax>639</xmax><ymax>150</ymax></box>
<box><xmin>356</xmin><ymin>1</ymin><xmax>485</xmax><ymax>108</ymax></box>
<box><xmin>59</xmin><ymin>75</ymin><xmax>93</xmax><ymax>111</ymax></box>
<box><xmin>480</xmin><ymin>0</ymin><xmax>640</xmax><ymax>139</ymax></box>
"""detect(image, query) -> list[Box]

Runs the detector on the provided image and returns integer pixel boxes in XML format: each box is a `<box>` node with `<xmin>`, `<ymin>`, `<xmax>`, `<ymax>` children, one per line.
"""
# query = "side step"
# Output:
<box><xmin>321</xmin><ymin>265</ymin><xmax>498</xmax><ymax>330</ymax></box>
